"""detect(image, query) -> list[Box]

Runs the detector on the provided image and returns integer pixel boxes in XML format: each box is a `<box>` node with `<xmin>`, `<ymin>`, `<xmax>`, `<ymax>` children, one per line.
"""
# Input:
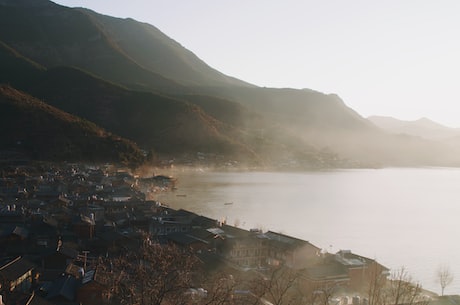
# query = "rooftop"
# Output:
<box><xmin>0</xmin><ymin>256</ymin><xmax>34</xmax><ymax>281</ymax></box>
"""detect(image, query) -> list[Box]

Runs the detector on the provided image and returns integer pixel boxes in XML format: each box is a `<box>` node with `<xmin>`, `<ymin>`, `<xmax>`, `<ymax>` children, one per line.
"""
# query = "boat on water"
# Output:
<box><xmin>224</xmin><ymin>202</ymin><xmax>233</xmax><ymax>205</ymax></box>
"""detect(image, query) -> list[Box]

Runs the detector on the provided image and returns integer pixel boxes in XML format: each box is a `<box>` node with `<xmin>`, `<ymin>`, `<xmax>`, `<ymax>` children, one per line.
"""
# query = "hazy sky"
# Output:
<box><xmin>54</xmin><ymin>0</ymin><xmax>460</xmax><ymax>127</ymax></box>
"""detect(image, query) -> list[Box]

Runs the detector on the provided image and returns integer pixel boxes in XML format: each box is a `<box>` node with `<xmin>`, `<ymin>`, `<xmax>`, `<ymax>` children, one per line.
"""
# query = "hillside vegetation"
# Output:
<box><xmin>0</xmin><ymin>85</ymin><xmax>145</xmax><ymax>165</ymax></box>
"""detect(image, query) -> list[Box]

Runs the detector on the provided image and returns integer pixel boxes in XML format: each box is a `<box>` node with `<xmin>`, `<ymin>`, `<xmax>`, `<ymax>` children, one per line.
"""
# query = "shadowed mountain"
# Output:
<box><xmin>0</xmin><ymin>84</ymin><xmax>145</xmax><ymax>164</ymax></box>
<box><xmin>0</xmin><ymin>53</ymin><xmax>250</xmax><ymax>157</ymax></box>
<box><xmin>0</xmin><ymin>42</ymin><xmax>266</xmax><ymax>162</ymax></box>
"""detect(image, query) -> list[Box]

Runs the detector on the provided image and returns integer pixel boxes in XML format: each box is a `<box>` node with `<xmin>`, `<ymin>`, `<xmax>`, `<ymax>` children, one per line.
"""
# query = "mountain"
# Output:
<box><xmin>368</xmin><ymin>116</ymin><xmax>460</xmax><ymax>141</ymax></box>
<box><xmin>0</xmin><ymin>84</ymin><xmax>145</xmax><ymax>165</ymax></box>
<box><xmin>2</xmin><ymin>0</ymin><xmax>460</xmax><ymax>168</ymax></box>
<box><xmin>0</xmin><ymin>0</ymin><xmax>363</xmax><ymax>145</ymax></box>
<box><xmin>0</xmin><ymin>0</ymin><xmax>371</xmax><ymax>133</ymax></box>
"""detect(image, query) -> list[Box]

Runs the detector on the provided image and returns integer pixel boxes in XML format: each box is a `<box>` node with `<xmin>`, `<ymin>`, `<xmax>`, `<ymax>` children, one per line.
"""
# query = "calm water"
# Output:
<box><xmin>156</xmin><ymin>167</ymin><xmax>460</xmax><ymax>295</ymax></box>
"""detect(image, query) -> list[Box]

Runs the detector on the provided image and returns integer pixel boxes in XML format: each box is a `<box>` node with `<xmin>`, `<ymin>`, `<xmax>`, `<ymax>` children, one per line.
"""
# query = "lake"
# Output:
<box><xmin>155</xmin><ymin>167</ymin><xmax>460</xmax><ymax>295</ymax></box>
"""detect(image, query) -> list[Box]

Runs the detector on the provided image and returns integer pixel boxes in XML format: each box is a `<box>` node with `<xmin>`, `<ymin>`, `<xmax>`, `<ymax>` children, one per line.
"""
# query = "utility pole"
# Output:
<box><xmin>82</xmin><ymin>250</ymin><xmax>90</xmax><ymax>271</ymax></box>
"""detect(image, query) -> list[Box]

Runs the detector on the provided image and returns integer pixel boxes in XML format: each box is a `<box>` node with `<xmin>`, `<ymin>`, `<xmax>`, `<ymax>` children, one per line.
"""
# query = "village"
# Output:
<box><xmin>0</xmin><ymin>162</ymin><xmax>438</xmax><ymax>305</ymax></box>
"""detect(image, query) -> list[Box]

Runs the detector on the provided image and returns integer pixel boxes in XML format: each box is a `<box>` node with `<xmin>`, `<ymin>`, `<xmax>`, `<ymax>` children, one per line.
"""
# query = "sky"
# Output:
<box><xmin>53</xmin><ymin>0</ymin><xmax>460</xmax><ymax>127</ymax></box>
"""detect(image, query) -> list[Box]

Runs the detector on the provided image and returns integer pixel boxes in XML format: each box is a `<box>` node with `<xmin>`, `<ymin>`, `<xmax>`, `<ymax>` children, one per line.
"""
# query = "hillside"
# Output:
<box><xmin>0</xmin><ymin>85</ymin><xmax>145</xmax><ymax>165</ymax></box>
<box><xmin>12</xmin><ymin>66</ymin><xmax>337</xmax><ymax>168</ymax></box>
<box><xmin>0</xmin><ymin>44</ymin><xmax>255</xmax><ymax>159</ymax></box>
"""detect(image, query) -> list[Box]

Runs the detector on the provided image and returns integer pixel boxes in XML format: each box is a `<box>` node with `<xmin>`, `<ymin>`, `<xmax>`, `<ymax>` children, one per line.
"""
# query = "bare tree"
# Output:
<box><xmin>197</xmin><ymin>272</ymin><xmax>237</xmax><ymax>305</ymax></box>
<box><xmin>301</xmin><ymin>282</ymin><xmax>338</xmax><ymax>305</ymax></box>
<box><xmin>387</xmin><ymin>267</ymin><xmax>429</xmax><ymax>305</ymax></box>
<box><xmin>250</xmin><ymin>267</ymin><xmax>302</xmax><ymax>305</ymax></box>
<box><xmin>98</xmin><ymin>240</ymin><xmax>200</xmax><ymax>305</ymax></box>
<box><xmin>366</xmin><ymin>263</ymin><xmax>388</xmax><ymax>305</ymax></box>
<box><xmin>365</xmin><ymin>266</ymin><xmax>430</xmax><ymax>305</ymax></box>
<box><xmin>437</xmin><ymin>265</ymin><xmax>454</xmax><ymax>296</ymax></box>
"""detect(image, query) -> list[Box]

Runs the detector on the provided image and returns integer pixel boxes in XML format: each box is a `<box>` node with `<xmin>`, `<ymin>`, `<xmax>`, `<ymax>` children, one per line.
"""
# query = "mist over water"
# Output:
<box><xmin>156</xmin><ymin>167</ymin><xmax>460</xmax><ymax>295</ymax></box>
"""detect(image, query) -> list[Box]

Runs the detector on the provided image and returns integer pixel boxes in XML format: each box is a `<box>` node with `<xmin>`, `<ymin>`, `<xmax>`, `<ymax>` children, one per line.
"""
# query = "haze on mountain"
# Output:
<box><xmin>1</xmin><ymin>0</ymin><xmax>460</xmax><ymax>168</ymax></box>
<box><xmin>368</xmin><ymin>116</ymin><xmax>460</xmax><ymax>141</ymax></box>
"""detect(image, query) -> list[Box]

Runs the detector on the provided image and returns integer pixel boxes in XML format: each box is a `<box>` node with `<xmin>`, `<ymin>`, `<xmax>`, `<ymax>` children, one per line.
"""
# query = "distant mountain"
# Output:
<box><xmin>368</xmin><ymin>116</ymin><xmax>460</xmax><ymax>141</ymax></box>
<box><xmin>0</xmin><ymin>84</ymin><xmax>144</xmax><ymax>165</ymax></box>
<box><xmin>204</xmin><ymin>87</ymin><xmax>376</xmax><ymax>132</ymax></box>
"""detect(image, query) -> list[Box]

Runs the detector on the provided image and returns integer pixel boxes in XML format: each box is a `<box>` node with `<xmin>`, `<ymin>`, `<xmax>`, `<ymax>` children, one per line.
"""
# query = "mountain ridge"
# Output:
<box><xmin>368</xmin><ymin>115</ymin><xmax>460</xmax><ymax>141</ymax></box>
<box><xmin>78</xmin><ymin>8</ymin><xmax>255</xmax><ymax>88</ymax></box>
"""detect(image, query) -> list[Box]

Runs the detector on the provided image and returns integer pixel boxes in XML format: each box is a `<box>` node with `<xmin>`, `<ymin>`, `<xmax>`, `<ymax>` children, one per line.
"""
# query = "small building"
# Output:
<box><xmin>44</xmin><ymin>275</ymin><xmax>78</xmax><ymax>303</ymax></box>
<box><xmin>150</xmin><ymin>209</ymin><xmax>195</xmax><ymax>236</ymax></box>
<box><xmin>220</xmin><ymin>226</ymin><xmax>268</xmax><ymax>269</ymax></box>
<box><xmin>41</xmin><ymin>247</ymin><xmax>79</xmax><ymax>271</ymax></box>
<box><xmin>76</xmin><ymin>270</ymin><xmax>107</xmax><ymax>305</ymax></box>
<box><xmin>0</xmin><ymin>256</ymin><xmax>35</xmax><ymax>294</ymax></box>
<box><xmin>264</xmin><ymin>231</ymin><xmax>321</xmax><ymax>269</ymax></box>
<box><xmin>73</xmin><ymin>215</ymin><xmax>95</xmax><ymax>239</ymax></box>
<box><xmin>298</xmin><ymin>258</ymin><xmax>350</xmax><ymax>293</ymax></box>
<box><xmin>166</xmin><ymin>232</ymin><xmax>209</xmax><ymax>252</ymax></box>
<box><xmin>334</xmin><ymin>250</ymin><xmax>389</xmax><ymax>291</ymax></box>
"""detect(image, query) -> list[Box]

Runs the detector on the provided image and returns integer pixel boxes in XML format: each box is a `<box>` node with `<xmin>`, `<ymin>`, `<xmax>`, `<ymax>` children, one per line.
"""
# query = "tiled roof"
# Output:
<box><xmin>167</xmin><ymin>232</ymin><xmax>208</xmax><ymax>246</ymax></box>
<box><xmin>265</xmin><ymin>231</ymin><xmax>320</xmax><ymax>250</ymax></box>
<box><xmin>45</xmin><ymin>275</ymin><xmax>78</xmax><ymax>301</ymax></box>
<box><xmin>12</xmin><ymin>226</ymin><xmax>29</xmax><ymax>238</ymax></box>
<box><xmin>191</xmin><ymin>215</ymin><xmax>218</xmax><ymax>228</ymax></box>
<box><xmin>0</xmin><ymin>257</ymin><xmax>34</xmax><ymax>281</ymax></box>
<box><xmin>302</xmin><ymin>262</ymin><xmax>349</xmax><ymax>280</ymax></box>
<box><xmin>58</xmin><ymin>247</ymin><xmax>79</xmax><ymax>259</ymax></box>
<box><xmin>188</xmin><ymin>228</ymin><xmax>216</xmax><ymax>241</ymax></box>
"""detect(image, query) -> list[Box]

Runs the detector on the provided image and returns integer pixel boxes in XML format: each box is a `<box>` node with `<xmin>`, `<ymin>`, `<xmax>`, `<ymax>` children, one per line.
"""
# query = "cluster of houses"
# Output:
<box><xmin>0</xmin><ymin>163</ymin><xmax>388</xmax><ymax>305</ymax></box>
<box><xmin>150</xmin><ymin>209</ymin><xmax>388</xmax><ymax>294</ymax></box>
